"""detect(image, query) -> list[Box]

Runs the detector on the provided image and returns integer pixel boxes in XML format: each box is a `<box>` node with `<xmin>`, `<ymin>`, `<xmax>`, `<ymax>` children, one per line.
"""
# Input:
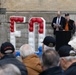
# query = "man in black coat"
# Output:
<box><xmin>39</xmin><ymin>49</ymin><xmax>65</xmax><ymax>75</ymax></box>
<box><xmin>52</xmin><ymin>11</ymin><xmax>66</xmax><ymax>35</ymax></box>
<box><xmin>0</xmin><ymin>42</ymin><xmax>28</xmax><ymax>75</ymax></box>
<box><xmin>63</xmin><ymin>13</ymin><xmax>75</xmax><ymax>36</ymax></box>
<box><xmin>65</xmin><ymin>63</ymin><xmax>76</xmax><ymax>75</ymax></box>
<box><xmin>59</xmin><ymin>45</ymin><xmax>76</xmax><ymax>75</ymax></box>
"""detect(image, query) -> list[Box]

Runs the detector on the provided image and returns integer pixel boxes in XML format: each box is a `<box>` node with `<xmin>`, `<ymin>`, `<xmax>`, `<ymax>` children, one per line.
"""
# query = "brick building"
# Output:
<box><xmin>0</xmin><ymin>0</ymin><xmax>76</xmax><ymax>49</ymax></box>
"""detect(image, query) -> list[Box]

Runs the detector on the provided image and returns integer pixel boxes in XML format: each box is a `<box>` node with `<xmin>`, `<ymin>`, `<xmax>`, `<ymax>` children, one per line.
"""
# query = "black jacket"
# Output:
<box><xmin>63</xmin><ymin>19</ymin><xmax>75</xmax><ymax>35</ymax></box>
<box><xmin>39</xmin><ymin>66</ymin><xmax>65</xmax><ymax>75</ymax></box>
<box><xmin>0</xmin><ymin>54</ymin><xmax>27</xmax><ymax>75</ymax></box>
<box><xmin>52</xmin><ymin>16</ymin><xmax>66</xmax><ymax>35</ymax></box>
<box><xmin>65</xmin><ymin>62</ymin><xmax>76</xmax><ymax>75</ymax></box>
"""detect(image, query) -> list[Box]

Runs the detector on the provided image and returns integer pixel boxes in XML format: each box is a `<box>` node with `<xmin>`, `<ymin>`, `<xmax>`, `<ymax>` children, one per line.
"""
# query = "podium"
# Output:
<box><xmin>55</xmin><ymin>31</ymin><xmax>71</xmax><ymax>51</ymax></box>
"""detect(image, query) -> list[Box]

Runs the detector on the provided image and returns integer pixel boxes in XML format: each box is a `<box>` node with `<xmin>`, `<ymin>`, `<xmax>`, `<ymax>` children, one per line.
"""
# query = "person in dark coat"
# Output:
<box><xmin>63</xmin><ymin>13</ymin><xmax>75</xmax><ymax>36</ymax></box>
<box><xmin>0</xmin><ymin>42</ymin><xmax>28</xmax><ymax>75</ymax></box>
<box><xmin>39</xmin><ymin>49</ymin><xmax>65</xmax><ymax>75</ymax></box>
<box><xmin>59</xmin><ymin>45</ymin><xmax>76</xmax><ymax>75</ymax></box>
<box><xmin>65</xmin><ymin>63</ymin><xmax>76</xmax><ymax>75</ymax></box>
<box><xmin>52</xmin><ymin>11</ymin><xmax>66</xmax><ymax>35</ymax></box>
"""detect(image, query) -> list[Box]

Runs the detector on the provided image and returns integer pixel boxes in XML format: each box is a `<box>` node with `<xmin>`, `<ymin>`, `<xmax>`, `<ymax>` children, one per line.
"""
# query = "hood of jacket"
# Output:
<box><xmin>22</xmin><ymin>54</ymin><xmax>42</xmax><ymax>73</ymax></box>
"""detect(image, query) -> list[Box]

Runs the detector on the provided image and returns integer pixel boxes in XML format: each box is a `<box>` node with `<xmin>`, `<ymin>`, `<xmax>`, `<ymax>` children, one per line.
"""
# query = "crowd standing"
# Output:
<box><xmin>0</xmin><ymin>11</ymin><xmax>76</xmax><ymax>75</ymax></box>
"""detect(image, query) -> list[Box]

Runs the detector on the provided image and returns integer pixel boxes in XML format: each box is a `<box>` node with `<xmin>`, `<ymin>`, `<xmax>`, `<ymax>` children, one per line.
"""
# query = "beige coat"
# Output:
<box><xmin>22</xmin><ymin>54</ymin><xmax>42</xmax><ymax>75</ymax></box>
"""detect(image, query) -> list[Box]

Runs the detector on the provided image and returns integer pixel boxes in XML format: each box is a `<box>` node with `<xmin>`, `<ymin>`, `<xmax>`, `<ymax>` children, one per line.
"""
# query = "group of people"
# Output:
<box><xmin>52</xmin><ymin>11</ymin><xmax>75</xmax><ymax>36</ymax></box>
<box><xmin>0</xmin><ymin>35</ymin><xmax>76</xmax><ymax>75</ymax></box>
<box><xmin>0</xmin><ymin>11</ymin><xmax>76</xmax><ymax>75</ymax></box>
<box><xmin>41</xmin><ymin>36</ymin><xmax>76</xmax><ymax>75</ymax></box>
